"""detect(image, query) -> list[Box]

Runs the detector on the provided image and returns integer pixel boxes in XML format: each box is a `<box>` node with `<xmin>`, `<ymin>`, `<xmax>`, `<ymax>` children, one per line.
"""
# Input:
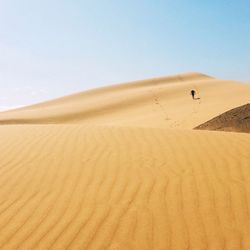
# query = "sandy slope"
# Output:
<box><xmin>0</xmin><ymin>73</ymin><xmax>250</xmax><ymax>249</ymax></box>
<box><xmin>1</xmin><ymin>72</ymin><xmax>250</xmax><ymax>128</ymax></box>
<box><xmin>195</xmin><ymin>103</ymin><xmax>250</xmax><ymax>133</ymax></box>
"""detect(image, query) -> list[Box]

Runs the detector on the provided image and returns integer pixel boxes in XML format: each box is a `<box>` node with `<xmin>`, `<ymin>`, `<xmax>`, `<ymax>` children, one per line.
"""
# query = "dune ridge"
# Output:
<box><xmin>195</xmin><ymin>103</ymin><xmax>250</xmax><ymax>133</ymax></box>
<box><xmin>0</xmin><ymin>72</ymin><xmax>250</xmax><ymax>249</ymax></box>
<box><xmin>1</xmin><ymin>72</ymin><xmax>249</xmax><ymax>128</ymax></box>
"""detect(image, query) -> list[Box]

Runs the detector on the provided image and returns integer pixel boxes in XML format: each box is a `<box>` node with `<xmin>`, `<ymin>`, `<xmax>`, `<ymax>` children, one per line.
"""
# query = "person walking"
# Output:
<box><xmin>191</xmin><ymin>89</ymin><xmax>196</xmax><ymax>99</ymax></box>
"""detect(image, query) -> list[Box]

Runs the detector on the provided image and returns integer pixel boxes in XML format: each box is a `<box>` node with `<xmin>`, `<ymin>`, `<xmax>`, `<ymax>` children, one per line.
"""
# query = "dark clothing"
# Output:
<box><xmin>191</xmin><ymin>90</ymin><xmax>196</xmax><ymax>99</ymax></box>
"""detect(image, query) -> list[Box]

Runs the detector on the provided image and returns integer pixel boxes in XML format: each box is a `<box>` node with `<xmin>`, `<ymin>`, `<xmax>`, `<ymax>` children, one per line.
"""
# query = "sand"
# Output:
<box><xmin>195</xmin><ymin>103</ymin><xmax>250</xmax><ymax>133</ymax></box>
<box><xmin>0</xmin><ymin>72</ymin><xmax>250</xmax><ymax>249</ymax></box>
<box><xmin>1</xmin><ymin>72</ymin><xmax>250</xmax><ymax>128</ymax></box>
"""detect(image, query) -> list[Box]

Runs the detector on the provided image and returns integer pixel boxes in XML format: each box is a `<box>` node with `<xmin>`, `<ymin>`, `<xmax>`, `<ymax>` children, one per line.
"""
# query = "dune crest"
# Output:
<box><xmin>0</xmin><ymin>72</ymin><xmax>250</xmax><ymax>129</ymax></box>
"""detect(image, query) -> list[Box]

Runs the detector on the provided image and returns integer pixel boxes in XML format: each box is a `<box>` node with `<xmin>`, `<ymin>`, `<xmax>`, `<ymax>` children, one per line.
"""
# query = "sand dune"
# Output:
<box><xmin>1</xmin><ymin>72</ymin><xmax>250</xmax><ymax>128</ymax></box>
<box><xmin>195</xmin><ymin>103</ymin><xmax>250</xmax><ymax>133</ymax></box>
<box><xmin>0</xmin><ymin>73</ymin><xmax>250</xmax><ymax>249</ymax></box>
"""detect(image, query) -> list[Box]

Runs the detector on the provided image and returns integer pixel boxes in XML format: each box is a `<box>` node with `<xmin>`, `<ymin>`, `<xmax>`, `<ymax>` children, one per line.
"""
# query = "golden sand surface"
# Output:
<box><xmin>0</xmin><ymin>73</ymin><xmax>250</xmax><ymax>249</ymax></box>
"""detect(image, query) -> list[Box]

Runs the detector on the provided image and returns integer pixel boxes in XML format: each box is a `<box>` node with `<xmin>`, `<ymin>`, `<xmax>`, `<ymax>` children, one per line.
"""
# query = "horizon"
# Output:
<box><xmin>0</xmin><ymin>71</ymin><xmax>211</xmax><ymax>111</ymax></box>
<box><xmin>1</xmin><ymin>1</ymin><xmax>249</xmax><ymax>111</ymax></box>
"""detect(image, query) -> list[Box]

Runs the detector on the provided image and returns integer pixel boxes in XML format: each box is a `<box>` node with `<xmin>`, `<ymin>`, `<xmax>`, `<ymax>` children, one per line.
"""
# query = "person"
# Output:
<box><xmin>191</xmin><ymin>89</ymin><xmax>196</xmax><ymax>99</ymax></box>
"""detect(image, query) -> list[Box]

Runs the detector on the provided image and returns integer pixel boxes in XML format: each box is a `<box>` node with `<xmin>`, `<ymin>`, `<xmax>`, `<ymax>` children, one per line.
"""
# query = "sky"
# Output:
<box><xmin>0</xmin><ymin>0</ymin><xmax>249</xmax><ymax>110</ymax></box>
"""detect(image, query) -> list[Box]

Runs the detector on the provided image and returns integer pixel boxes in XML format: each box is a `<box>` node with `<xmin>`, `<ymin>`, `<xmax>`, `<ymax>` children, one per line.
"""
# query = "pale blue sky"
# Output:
<box><xmin>0</xmin><ymin>0</ymin><xmax>249</xmax><ymax>110</ymax></box>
